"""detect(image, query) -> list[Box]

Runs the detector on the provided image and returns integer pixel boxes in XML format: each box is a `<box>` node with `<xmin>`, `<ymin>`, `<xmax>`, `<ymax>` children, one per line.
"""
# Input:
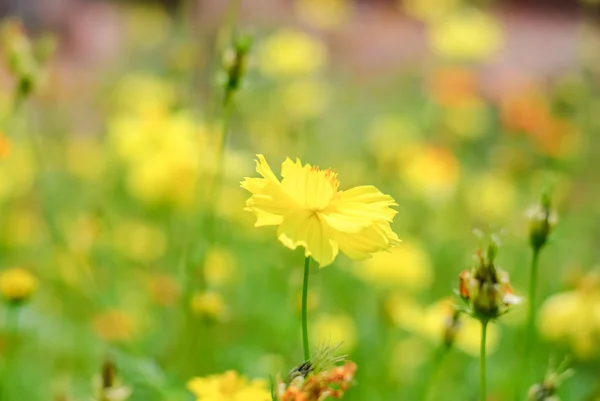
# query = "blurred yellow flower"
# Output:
<box><xmin>0</xmin><ymin>267</ymin><xmax>37</xmax><ymax>303</ymax></box>
<box><xmin>2</xmin><ymin>208</ymin><xmax>44</xmax><ymax>248</ymax></box>
<box><xmin>387</xmin><ymin>296</ymin><xmax>498</xmax><ymax>356</ymax></box>
<box><xmin>295</xmin><ymin>0</ymin><xmax>352</xmax><ymax>30</ymax></box>
<box><xmin>311</xmin><ymin>313</ymin><xmax>358</xmax><ymax>352</ymax></box>
<box><xmin>0</xmin><ymin>133</ymin><xmax>10</xmax><ymax>159</ymax></box>
<box><xmin>187</xmin><ymin>371</ymin><xmax>271</xmax><ymax>401</ymax></box>
<box><xmin>191</xmin><ymin>291</ymin><xmax>228</xmax><ymax>321</ymax></box>
<box><xmin>420</xmin><ymin>298</ymin><xmax>499</xmax><ymax>356</ymax></box>
<box><xmin>402</xmin><ymin>145</ymin><xmax>460</xmax><ymax>202</ymax></box>
<box><xmin>443</xmin><ymin>97</ymin><xmax>489</xmax><ymax>139</ymax></box>
<box><xmin>123</xmin><ymin>5</ymin><xmax>171</xmax><ymax>51</ymax></box>
<box><xmin>385</xmin><ymin>292</ymin><xmax>425</xmax><ymax>328</ymax></box>
<box><xmin>429</xmin><ymin>9</ymin><xmax>503</xmax><ymax>61</ymax></box>
<box><xmin>63</xmin><ymin>214</ymin><xmax>101</xmax><ymax>256</ymax></box>
<box><xmin>114</xmin><ymin>220</ymin><xmax>166</xmax><ymax>263</ymax></box>
<box><xmin>65</xmin><ymin>137</ymin><xmax>105</xmax><ymax>181</ymax></box>
<box><xmin>0</xmin><ymin>141</ymin><xmax>35</xmax><ymax>200</ymax></box>
<box><xmin>257</xmin><ymin>29</ymin><xmax>327</xmax><ymax>79</ymax></box>
<box><xmin>367</xmin><ymin>115</ymin><xmax>420</xmax><ymax>173</ymax></box>
<box><xmin>92</xmin><ymin>309</ymin><xmax>136</xmax><ymax>343</ymax></box>
<box><xmin>281</xmin><ymin>79</ymin><xmax>331</xmax><ymax>121</ymax></box>
<box><xmin>147</xmin><ymin>274</ymin><xmax>181</xmax><ymax>307</ymax></box>
<box><xmin>112</xmin><ymin>74</ymin><xmax>176</xmax><ymax>115</ymax></box>
<box><xmin>109</xmin><ymin>109</ymin><xmax>206</xmax><ymax>207</ymax></box>
<box><xmin>355</xmin><ymin>241</ymin><xmax>432</xmax><ymax>291</ymax></box>
<box><xmin>402</xmin><ymin>0</ymin><xmax>460</xmax><ymax>23</ymax></box>
<box><xmin>466</xmin><ymin>173</ymin><xmax>516</xmax><ymax>222</ymax></box>
<box><xmin>538</xmin><ymin>272</ymin><xmax>600</xmax><ymax>358</ymax></box>
<box><xmin>204</xmin><ymin>247</ymin><xmax>238</xmax><ymax>288</ymax></box>
<box><xmin>241</xmin><ymin>155</ymin><xmax>400</xmax><ymax>267</ymax></box>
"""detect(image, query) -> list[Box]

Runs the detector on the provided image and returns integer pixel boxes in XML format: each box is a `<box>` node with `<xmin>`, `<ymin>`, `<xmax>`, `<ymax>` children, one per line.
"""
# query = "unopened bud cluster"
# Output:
<box><xmin>527</xmin><ymin>366</ymin><xmax>573</xmax><ymax>401</ymax></box>
<box><xmin>0</xmin><ymin>19</ymin><xmax>55</xmax><ymax>102</ymax></box>
<box><xmin>94</xmin><ymin>360</ymin><xmax>132</xmax><ymax>401</ymax></box>
<box><xmin>221</xmin><ymin>33</ymin><xmax>252</xmax><ymax>105</ymax></box>
<box><xmin>442</xmin><ymin>309</ymin><xmax>462</xmax><ymax>349</ymax></box>
<box><xmin>459</xmin><ymin>242</ymin><xmax>522</xmax><ymax>321</ymax></box>
<box><xmin>278</xmin><ymin>345</ymin><xmax>356</xmax><ymax>401</ymax></box>
<box><xmin>527</xmin><ymin>193</ymin><xmax>558</xmax><ymax>251</ymax></box>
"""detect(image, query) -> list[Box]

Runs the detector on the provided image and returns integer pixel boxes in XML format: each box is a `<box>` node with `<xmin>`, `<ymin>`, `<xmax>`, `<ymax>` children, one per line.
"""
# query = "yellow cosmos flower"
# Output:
<box><xmin>187</xmin><ymin>371</ymin><xmax>271</xmax><ymax>401</ymax></box>
<box><xmin>241</xmin><ymin>155</ymin><xmax>400</xmax><ymax>267</ymax></box>
<box><xmin>0</xmin><ymin>267</ymin><xmax>38</xmax><ymax>303</ymax></box>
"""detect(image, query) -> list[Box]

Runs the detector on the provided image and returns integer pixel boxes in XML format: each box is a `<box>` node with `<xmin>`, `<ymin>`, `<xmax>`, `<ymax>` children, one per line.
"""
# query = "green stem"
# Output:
<box><xmin>1</xmin><ymin>305</ymin><xmax>20</xmax><ymax>399</ymax></box>
<box><xmin>524</xmin><ymin>248</ymin><xmax>541</xmax><ymax>359</ymax></box>
<box><xmin>302</xmin><ymin>256</ymin><xmax>311</xmax><ymax>361</ymax></box>
<box><xmin>421</xmin><ymin>346</ymin><xmax>446</xmax><ymax>401</ymax></box>
<box><xmin>480</xmin><ymin>319</ymin><xmax>488</xmax><ymax>401</ymax></box>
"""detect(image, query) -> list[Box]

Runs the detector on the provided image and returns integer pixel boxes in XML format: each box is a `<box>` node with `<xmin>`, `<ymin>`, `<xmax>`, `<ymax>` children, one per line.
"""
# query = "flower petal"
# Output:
<box><xmin>277</xmin><ymin>210</ymin><xmax>339</xmax><ymax>267</ymax></box>
<box><xmin>335</xmin><ymin>185</ymin><xmax>398</xmax><ymax>222</ymax></box>
<box><xmin>335</xmin><ymin>223</ymin><xmax>397</xmax><ymax>260</ymax></box>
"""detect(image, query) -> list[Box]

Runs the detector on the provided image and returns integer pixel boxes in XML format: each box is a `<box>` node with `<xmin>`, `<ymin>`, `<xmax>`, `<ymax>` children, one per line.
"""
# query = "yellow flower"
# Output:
<box><xmin>92</xmin><ymin>309</ymin><xmax>136</xmax><ymax>343</ymax></box>
<box><xmin>241</xmin><ymin>155</ymin><xmax>400</xmax><ymax>267</ymax></box>
<box><xmin>295</xmin><ymin>0</ymin><xmax>352</xmax><ymax>30</ymax></box>
<box><xmin>402</xmin><ymin>0</ymin><xmax>460</xmax><ymax>23</ymax></box>
<box><xmin>257</xmin><ymin>29</ymin><xmax>327</xmax><ymax>79</ymax></box>
<box><xmin>466</xmin><ymin>173</ymin><xmax>516</xmax><ymax>222</ymax></box>
<box><xmin>147</xmin><ymin>274</ymin><xmax>181</xmax><ymax>307</ymax></box>
<box><xmin>311</xmin><ymin>313</ymin><xmax>358</xmax><ymax>352</ymax></box>
<box><xmin>113</xmin><ymin>220</ymin><xmax>167</xmax><ymax>264</ymax></box>
<box><xmin>65</xmin><ymin>137</ymin><xmax>106</xmax><ymax>181</ymax></box>
<box><xmin>538</xmin><ymin>273</ymin><xmax>600</xmax><ymax>358</ymax></box>
<box><xmin>187</xmin><ymin>371</ymin><xmax>271</xmax><ymax>401</ymax></box>
<box><xmin>402</xmin><ymin>145</ymin><xmax>460</xmax><ymax>202</ymax></box>
<box><xmin>204</xmin><ymin>247</ymin><xmax>238</xmax><ymax>288</ymax></box>
<box><xmin>420</xmin><ymin>299</ymin><xmax>499</xmax><ymax>356</ymax></box>
<box><xmin>191</xmin><ymin>291</ymin><xmax>228</xmax><ymax>321</ymax></box>
<box><xmin>0</xmin><ymin>267</ymin><xmax>37</xmax><ymax>302</ymax></box>
<box><xmin>280</xmin><ymin>79</ymin><xmax>331</xmax><ymax>121</ymax></box>
<box><xmin>0</xmin><ymin>141</ymin><xmax>35</xmax><ymax>201</ymax></box>
<box><xmin>355</xmin><ymin>241</ymin><xmax>432</xmax><ymax>291</ymax></box>
<box><xmin>429</xmin><ymin>9</ymin><xmax>503</xmax><ymax>61</ymax></box>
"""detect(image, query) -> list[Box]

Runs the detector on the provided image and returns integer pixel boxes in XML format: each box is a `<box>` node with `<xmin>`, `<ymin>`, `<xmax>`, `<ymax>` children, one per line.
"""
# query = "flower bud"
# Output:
<box><xmin>442</xmin><ymin>309</ymin><xmax>461</xmax><ymax>349</ymax></box>
<box><xmin>278</xmin><ymin>346</ymin><xmax>356</xmax><ymax>401</ymax></box>
<box><xmin>458</xmin><ymin>242</ymin><xmax>521</xmax><ymax>321</ymax></box>
<box><xmin>0</xmin><ymin>267</ymin><xmax>38</xmax><ymax>304</ymax></box>
<box><xmin>94</xmin><ymin>359</ymin><xmax>132</xmax><ymax>401</ymax></box>
<box><xmin>527</xmin><ymin>364</ymin><xmax>572</xmax><ymax>401</ymax></box>
<box><xmin>221</xmin><ymin>32</ymin><xmax>253</xmax><ymax>105</ymax></box>
<box><xmin>527</xmin><ymin>193</ymin><xmax>558</xmax><ymax>251</ymax></box>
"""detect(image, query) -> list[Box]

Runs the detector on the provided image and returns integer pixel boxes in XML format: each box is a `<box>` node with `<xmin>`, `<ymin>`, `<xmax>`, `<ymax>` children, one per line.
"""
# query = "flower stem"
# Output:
<box><xmin>421</xmin><ymin>346</ymin><xmax>446</xmax><ymax>401</ymax></box>
<box><xmin>524</xmin><ymin>247</ymin><xmax>541</xmax><ymax>359</ymax></box>
<box><xmin>302</xmin><ymin>256</ymin><xmax>311</xmax><ymax>361</ymax></box>
<box><xmin>480</xmin><ymin>319</ymin><xmax>489</xmax><ymax>401</ymax></box>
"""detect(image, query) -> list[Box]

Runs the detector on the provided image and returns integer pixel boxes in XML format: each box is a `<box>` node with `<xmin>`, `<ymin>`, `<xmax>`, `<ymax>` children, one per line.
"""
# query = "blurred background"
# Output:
<box><xmin>1</xmin><ymin>0</ymin><xmax>600</xmax><ymax>400</ymax></box>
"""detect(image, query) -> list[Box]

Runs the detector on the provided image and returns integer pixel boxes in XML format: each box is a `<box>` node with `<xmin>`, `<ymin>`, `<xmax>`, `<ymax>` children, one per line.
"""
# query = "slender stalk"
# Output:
<box><xmin>524</xmin><ymin>248</ymin><xmax>541</xmax><ymax>358</ymax></box>
<box><xmin>480</xmin><ymin>319</ymin><xmax>489</xmax><ymax>401</ymax></box>
<box><xmin>1</xmin><ymin>305</ymin><xmax>20</xmax><ymax>399</ymax></box>
<box><xmin>302</xmin><ymin>256</ymin><xmax>311</xmax><ymax>361</ymax></box>
<box><xmin>421</xmin><ymin>346</ymin><xmax>446</xmax><ymax>401</ymax></box>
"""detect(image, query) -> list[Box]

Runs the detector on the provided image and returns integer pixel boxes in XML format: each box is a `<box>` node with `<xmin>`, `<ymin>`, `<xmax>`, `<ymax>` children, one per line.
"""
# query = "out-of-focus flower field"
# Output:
<box><xmin>1</xmin><ymin>0</ymin><xmax>600</xmax><ymax>400</ymax></box>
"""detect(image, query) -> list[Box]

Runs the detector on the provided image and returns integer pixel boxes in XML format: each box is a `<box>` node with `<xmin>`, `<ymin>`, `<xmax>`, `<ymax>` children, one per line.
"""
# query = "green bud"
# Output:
<box><xmin>222</xmin><ymin>32</ymin><xmax>253</xmax><ymax>105</ymax></box>
<box><xmin>527</xmin><ymin>192</ymin><xmax>557</xmax><ymax>251</ymax></box>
